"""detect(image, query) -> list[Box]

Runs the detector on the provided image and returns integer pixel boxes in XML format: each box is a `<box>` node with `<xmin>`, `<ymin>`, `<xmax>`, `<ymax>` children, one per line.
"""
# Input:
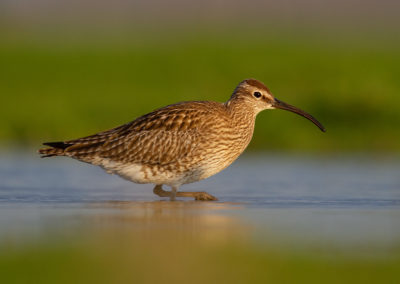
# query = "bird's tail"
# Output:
<box><xmin>38</xmin><ymin>142</ymin><xmax>70</xmax><ymax>158</ymax></box>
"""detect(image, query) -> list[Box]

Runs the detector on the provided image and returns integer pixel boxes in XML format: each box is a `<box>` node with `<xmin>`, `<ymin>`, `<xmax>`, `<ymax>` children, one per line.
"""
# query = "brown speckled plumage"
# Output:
<box><xmin>39</xmin><ymin>79</ymin><xmax>325</xmax><ymax>201</ymax></box>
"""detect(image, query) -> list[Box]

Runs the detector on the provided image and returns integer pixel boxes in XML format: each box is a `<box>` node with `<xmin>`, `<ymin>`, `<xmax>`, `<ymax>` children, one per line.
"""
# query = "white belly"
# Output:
<box><xmin>96</xmin><ymin>159</ymin><xmax>200</xmax><ymax>186</ymax></box>
<box><xmin>92</xmin><ymin>152</ymin><xmax>239</xmax><ymax>187</ymax></box>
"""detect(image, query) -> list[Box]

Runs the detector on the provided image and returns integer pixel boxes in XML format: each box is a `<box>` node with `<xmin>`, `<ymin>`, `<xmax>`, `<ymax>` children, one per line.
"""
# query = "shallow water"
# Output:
<box><xmin>0</xmin><ymin>152</ymin><xmax>399</xmax><ymax>254</ymax></box>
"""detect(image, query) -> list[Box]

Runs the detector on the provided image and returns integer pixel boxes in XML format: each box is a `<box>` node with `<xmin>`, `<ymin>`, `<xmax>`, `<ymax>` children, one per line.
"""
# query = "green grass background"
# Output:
<box><xmin>1</xmin><ymin>221</ymin><xmax>399</xmax><ymax>284</ymax></box>
<box><xmin>1</xmin><ymin>28</ymin><xmax>399</xmax><ymax>153</ymax></box>
<box><xmin>2</xmin><ymin>241</ymin><xmax>399</xmax><ymax>284</ymax></box>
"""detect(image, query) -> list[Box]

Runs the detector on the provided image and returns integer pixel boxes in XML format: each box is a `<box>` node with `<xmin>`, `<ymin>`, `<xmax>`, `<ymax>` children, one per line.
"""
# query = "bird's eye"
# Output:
<box><xmin>253</xmin><ymin>91</ymin><xmax>262</xmax><ymax>98</ymax></box>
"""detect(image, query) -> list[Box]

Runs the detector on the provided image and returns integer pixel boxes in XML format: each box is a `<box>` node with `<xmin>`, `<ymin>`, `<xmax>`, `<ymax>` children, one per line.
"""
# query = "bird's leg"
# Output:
<box><xmin>153</xmin><ymin>185</ymin><xmax>218</xmax><ymax>201</ymax></box>
<box><xmin>153</xmin><ymin>184</ymin><xmax>170</xmax><ymax>198</ymax></box>
<box><xmin>170</xmin><ymin>186</ymin><xmax>178</xmax><ymax>201</ymax></box>
<box><xmin>176</xmin><ymin>191</ymin><xmax>218</xmax><ymax>201</ymax></box>
<box><xmin>152</xmin><ymin>184</ymin><xmax>178</xmax><ymax>201</ymax></box>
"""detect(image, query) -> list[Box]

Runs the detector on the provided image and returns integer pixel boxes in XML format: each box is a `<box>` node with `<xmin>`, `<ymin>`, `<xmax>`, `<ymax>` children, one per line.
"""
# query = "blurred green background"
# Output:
<box><xmin>1</xmin><ymin>0</ymin><xmax>399</xmax><ymax>153</ymax></box>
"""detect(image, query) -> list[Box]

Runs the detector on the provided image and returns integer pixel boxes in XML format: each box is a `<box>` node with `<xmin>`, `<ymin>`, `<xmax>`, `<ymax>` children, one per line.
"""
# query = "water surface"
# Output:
<box><xmin>1</xmin><ymin>152</ymin><xmax>399</xmax><ymax>253</ymax></box>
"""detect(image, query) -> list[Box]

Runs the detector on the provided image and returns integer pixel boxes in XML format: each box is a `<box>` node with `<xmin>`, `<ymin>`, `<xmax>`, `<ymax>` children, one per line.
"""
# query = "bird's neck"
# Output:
<box><xmin>226</xmin><ymin>97</ymin><xmax>257</xmax><ymax>121</ymax></box>
<box><xmin>225</xmin><ymin>98</ymin><xmax>257</xmax><ymax>143</ymax></box>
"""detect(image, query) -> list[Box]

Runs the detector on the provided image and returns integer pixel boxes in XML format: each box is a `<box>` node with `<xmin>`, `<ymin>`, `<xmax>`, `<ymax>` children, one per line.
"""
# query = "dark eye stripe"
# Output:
<box><xmin>253</xmin><ymin>91</ymin><xmax>262</xmax><ymax>98</ymax></box>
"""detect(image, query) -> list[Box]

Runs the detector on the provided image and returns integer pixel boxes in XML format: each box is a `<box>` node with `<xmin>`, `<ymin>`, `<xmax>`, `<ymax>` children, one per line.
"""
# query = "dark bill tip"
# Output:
<box><xmin>273</xmin><ymin>98</ymin><xmax>326</xmax><ymax>132</ymax></box>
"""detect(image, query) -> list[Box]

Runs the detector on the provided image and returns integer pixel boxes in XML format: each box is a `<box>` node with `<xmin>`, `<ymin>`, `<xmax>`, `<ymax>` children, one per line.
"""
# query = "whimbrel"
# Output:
<box><xmin>39</xmin><ymin>79</ymin><xmax>325</xmax><ymax>201</ymax></box>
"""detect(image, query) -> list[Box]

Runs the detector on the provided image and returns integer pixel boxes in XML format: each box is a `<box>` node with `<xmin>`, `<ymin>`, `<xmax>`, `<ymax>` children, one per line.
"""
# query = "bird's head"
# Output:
<box><xmin>229</xmin><ymin>79</ymin><xmax>326</xmax><ymax>132</ymax></box>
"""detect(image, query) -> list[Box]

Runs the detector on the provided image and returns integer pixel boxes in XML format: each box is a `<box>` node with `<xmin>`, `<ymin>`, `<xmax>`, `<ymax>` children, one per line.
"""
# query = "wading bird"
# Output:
<box><xmin>39</xmin><ymin>79</ymin><xmax>325</xmax><ymax>201</ymax></box>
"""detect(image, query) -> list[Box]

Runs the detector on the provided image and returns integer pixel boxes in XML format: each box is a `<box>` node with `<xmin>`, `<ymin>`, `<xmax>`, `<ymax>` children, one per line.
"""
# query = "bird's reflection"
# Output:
<box><xmin>83</xmin><ymin>200</ymin><xmax>249</xmax><ymax>244</ymax></box>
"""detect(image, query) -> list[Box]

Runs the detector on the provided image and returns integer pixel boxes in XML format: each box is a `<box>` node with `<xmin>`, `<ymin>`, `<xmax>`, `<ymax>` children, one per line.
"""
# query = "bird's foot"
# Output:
<box><xmin>153</xmin><ymin>185</ymin><xmax>218</xmax><ymax>201</ymax></box>
<box><xmin>176</xmin><ymin>190</ymin><xmax>218</xmax><ymax>201</ymax></box>
<box><xmin>193</xmin><ymin>192</ymin><xmax>218</xmax><ymax>201</ymax></box>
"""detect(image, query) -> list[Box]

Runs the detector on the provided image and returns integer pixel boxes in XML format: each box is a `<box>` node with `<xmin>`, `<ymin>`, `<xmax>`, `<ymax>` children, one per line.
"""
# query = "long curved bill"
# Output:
<box><xmin>273</xmin><ymin>98</ymin><xmax>326</xmax><ymax>132</ymax></box>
